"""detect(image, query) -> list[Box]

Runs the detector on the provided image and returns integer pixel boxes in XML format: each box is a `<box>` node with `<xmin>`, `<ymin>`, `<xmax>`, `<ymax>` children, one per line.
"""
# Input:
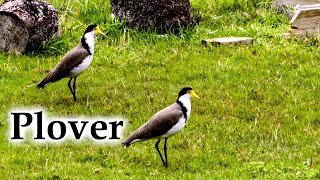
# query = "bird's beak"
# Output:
<box><xmin>95</xmin><ymin>26</ymin><xmax>106</xmax><ymax>36</ymax></box>
<box><xmin>190</xmin><ymin>90</ymin><xmax>200</xmax><ymax>99</ymax></box>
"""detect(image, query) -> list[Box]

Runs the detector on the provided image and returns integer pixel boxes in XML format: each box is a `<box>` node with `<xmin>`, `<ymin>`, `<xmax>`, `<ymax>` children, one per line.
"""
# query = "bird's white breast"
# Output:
<box><xmin>70</xmin><ymin>55</ymin><xmax>93</xmax><ymax>77</ymax></box>
<box><xmin>84</xmin><ymin>31</ymin><xmax>95</xmax><ymax>55</ymax></box>
<box><xmin>179</xmin><ymin>94</ymin><xmax>192</xmax><ymax>119</ymax></box>
<box><xmin>160</xmin><ymin>94</ymin><xmax>192</xmax><ymax>138</ymax></box>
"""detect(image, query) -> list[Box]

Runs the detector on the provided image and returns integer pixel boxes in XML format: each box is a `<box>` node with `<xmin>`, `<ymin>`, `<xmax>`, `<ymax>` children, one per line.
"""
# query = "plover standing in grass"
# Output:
<box><xmin>123</xmin><ymin>87</ymin><xmax>200</xmax><ymax>167</ymax></box>
<box><xmin>37</xmin><ymin>24</ymin><xmax>104</xmax><ymax>101</ymax></box>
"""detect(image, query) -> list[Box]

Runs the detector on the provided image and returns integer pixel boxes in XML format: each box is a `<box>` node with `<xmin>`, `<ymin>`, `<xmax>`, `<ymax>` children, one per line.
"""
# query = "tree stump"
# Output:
<box><xmin>0</xmin><ymin>0</ymin><xmax>59</xmax><ymax>53</ymax></box>
<box><xmin>110</xmin><ymin>0</ymin><xmax>194</xmax><ymax>32</ymax></box>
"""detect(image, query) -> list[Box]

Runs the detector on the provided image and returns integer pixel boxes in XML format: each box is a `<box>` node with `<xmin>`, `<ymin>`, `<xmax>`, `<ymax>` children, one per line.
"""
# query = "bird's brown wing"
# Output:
<box><xmin>123</xmin><ymin>103</ymin><xmax>183</xmax><ymax>145</ymax></box>
<box><xmin>37</xmin><ymin>45</ymin><xmax>89</xmax><ymax>87</ymax></box>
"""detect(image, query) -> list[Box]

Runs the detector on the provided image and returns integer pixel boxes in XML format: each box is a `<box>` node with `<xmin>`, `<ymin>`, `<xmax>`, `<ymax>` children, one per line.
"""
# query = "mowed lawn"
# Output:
<box><xmin>0</xmin><ymin>0</ymin><xmax>320</xmax><ymax>178</ymax></box>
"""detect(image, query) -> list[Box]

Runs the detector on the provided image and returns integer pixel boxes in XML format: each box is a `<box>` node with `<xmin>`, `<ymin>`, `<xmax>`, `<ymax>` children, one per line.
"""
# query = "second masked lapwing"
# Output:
<box><xmin>122</xmin><ymin>87</ymin><xmax>200</xmax><ymax>167</ymax></box>
<box><xmin>36</xmin><ymin>24</ymin><xmax>104</xmax><ymax>101</ymax></box>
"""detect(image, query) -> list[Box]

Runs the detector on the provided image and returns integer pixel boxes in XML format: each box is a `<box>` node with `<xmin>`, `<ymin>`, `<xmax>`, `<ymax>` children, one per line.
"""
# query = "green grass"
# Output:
<box><xmin>1</xmin><ymin>0</ymin><xmax>320</xmax><ymax>178</ymax></box>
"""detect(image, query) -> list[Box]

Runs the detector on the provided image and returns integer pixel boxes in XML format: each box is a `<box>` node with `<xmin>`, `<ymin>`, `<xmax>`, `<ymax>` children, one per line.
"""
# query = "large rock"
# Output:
<box><xmin>110</xmin><ymin>0</ymin><xmax>194</xmax><ymax>32</ymax></box>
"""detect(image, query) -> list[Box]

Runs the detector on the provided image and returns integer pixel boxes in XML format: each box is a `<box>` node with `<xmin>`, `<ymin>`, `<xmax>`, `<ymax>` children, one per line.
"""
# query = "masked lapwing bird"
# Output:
<box><xmin>36</xmin><ymin>24</ymin><xmax>104</xmax><ymax>101</ymax></box>
<box><xmin>122</xmin><ymin>87</ymin><xmax>200</xmax><ymax>167</ymax></box>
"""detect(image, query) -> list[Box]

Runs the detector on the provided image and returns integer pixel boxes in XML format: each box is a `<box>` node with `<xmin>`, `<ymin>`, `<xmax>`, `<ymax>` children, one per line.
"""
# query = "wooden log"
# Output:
<box><xmin>286</xmin><ymin>4</ymin><xmax>320</xmax><ymax>37</ymax></box>
<box><xmin>273</xmin><ymin>0</ymin><xmax>320</xmax><ymax>6</ymax></box>
<box><xmin>272</xmin><ymin>0</ymin><xmax>320</xmax><ymax>18</ymax></box>
<box><xmin>0</xmin><ymin>0</ymin><xmax>59</xmax><ymax>53</ymax></box>
<box><xmin>0</xmin><ymin>13</ymin><xmax>29</xmax><ymax>53</ymax></box>
<box><xmin>110</xmin><ymin>0</ymin><xmax>194</xmax><ymax>32</ymax></box>
<box><xmin>202</xmin><ymin>37</ymin><xmax>254</xmax><ymax>46</ymax></box>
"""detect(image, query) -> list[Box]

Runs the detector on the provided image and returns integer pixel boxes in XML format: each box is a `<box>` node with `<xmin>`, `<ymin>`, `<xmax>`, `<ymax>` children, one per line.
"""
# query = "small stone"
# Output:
<box><xmin>202</xmin><ymin>37</ymin><xmax>254</xmax><ymax>46</ymax></box>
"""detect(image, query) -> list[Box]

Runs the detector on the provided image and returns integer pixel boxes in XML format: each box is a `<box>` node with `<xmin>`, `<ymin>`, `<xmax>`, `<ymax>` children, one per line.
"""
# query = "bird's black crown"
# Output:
<box><xmin>178</xmin><ymin>87</ymin><xmax>193</xmax><ymax>98</ymax></box>
<box><xmin>84</xmin><ymin>24</ymin><xmax>97</xmax><ymax>34</ymax></box>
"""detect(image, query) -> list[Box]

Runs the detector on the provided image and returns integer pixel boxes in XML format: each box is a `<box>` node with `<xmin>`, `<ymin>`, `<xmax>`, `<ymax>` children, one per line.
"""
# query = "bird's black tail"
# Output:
<box><xmin>122</xmin><ymin>141</ymin><xmax>131</xmax><ymax>148</ymax></box>
<box><xmin>36</xmin><ymin>77</ymin><xmax>48</xmax><ymax>89</ymax></box>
